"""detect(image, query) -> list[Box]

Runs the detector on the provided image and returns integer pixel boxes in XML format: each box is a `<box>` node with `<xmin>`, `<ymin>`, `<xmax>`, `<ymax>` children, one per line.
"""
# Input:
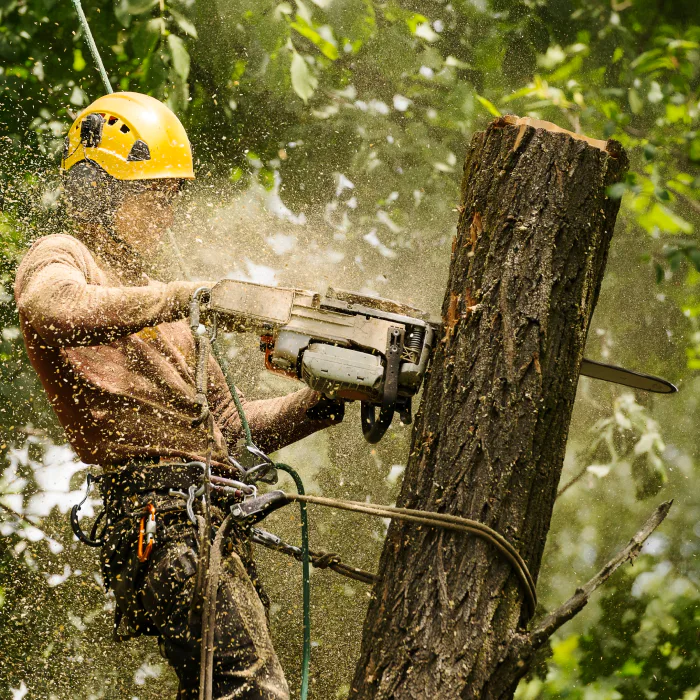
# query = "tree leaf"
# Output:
<box><xmin>290</xmin><ymin>51</ymin><xmax>317</xmax><ymax>103</ymax></box>
<box><xmin>73</xmin><ymin>49</ymin><xmax>86</xmax><ymax>72</ymax></box>
<box><xmin>132</xmin><ymin>18</ymin><xmax>162</xmax><ymax>58</ymax></box>
<box><xmin>655</xmin><ymin>262</ymin><xmax>664</xmax><ymax>283</ymax></box>
<box><xmin>628</xmin><ymin>88</ymin><xmax>643</xmax><ymax>114</ymax></box>
<box><xmin>290</xmin><ymin>16</ymin><xmax>338</xmax><ymax>60</ymax></box>
<box><xmin>639</xmin><ymin>204</ymin><xmax>693</xmax><ymax>235</ymax></box>
<box><xmin>689</xmin><ymin>137</ymin><xmax>700</xmax><ymax>162</ymax></box>
<box><xmin>475</xmin><ymin>94</ymin><xmax>501</xmax><ymax>117</ymax></box>
<box><xmin>167</xmin><ymin>34</ymin><xmax>190</xmax><ymax>81</ymax></box>
<box><xmin>169</xmin><ymin>8</ymin><xmax>198</xmax><ymax>39</ymax></box>
<box><xmin>607</xmin><ymin>182</ymin><xmax>627</xmax><ymax>200</ymax></box>
<box><xmin>687</xmin><ymin>248</ymin><xmax>700</xmax><ymax>271</ymax></box>
<box><xmin>115</xmin><ymin>0</ymin><xmax>158</xmax><ymax>27</ymax></box>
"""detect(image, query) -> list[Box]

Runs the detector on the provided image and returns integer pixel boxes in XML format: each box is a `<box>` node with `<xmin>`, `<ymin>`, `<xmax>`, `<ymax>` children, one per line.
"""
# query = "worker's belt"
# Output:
<box><xmin>101</xmin><ymin>461</ymin><xmax>249</xmax><ymax>521</ymax></box>
<box><xmin>72</xmin><ymin>460</ymin><xmax>252</xmax><ymax>552</ymax></box>
<box><xmin>102</xmin><ymin>461</ymin><xmax>208</xmax><ymax>500</ymax></box>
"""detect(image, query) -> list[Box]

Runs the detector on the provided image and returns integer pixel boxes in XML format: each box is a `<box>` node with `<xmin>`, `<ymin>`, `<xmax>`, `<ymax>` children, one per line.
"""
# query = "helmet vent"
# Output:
<box><xmin>120</xmin><ymin>123</ymin><xmax>131</xmax><ymax>134</ymax></box>
<box><xmin>108</xmin><ymin>116</ymin><xmax>118</xmax><ymax>125</ymax></box>
<box><xmin>127</xmin><ymin>139</ymin><xmax>151</xmax><ymax>162</ymax></box>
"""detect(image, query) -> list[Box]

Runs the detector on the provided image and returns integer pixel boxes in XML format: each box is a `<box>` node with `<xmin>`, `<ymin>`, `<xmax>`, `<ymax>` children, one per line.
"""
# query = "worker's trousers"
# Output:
<box><xmin>101</xmin><ymin>505</ymin><xmax>290</xmax><ymax>699</ymax></box>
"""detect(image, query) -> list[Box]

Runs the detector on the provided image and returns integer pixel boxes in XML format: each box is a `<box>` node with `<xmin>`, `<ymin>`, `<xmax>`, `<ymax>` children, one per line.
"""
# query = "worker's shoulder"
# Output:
<box><xmin>18</xmin><ymin>233</ymin><xmax>94</xmax><ymax>271</ymax></box>
<box><xmin>15</xmin><ymin>234</ymin><xmax>93</xmax><ymax>291</ymax></box>
<box><xmin>23</xmin><ymin>233</ymin><xmax>90</xmax><ymax>259</ymax></box>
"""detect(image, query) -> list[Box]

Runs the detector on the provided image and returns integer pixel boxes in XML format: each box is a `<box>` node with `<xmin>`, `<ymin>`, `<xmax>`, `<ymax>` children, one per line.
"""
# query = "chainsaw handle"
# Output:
<box><xmin>361</xmin><ymin>326</ymin><xmax>404</xmax><ymax>443</ymax></box>
<box><xmin>361</xmin><ymin>402</ymin><xmax>395</xmax><ymax>444</ymax></box>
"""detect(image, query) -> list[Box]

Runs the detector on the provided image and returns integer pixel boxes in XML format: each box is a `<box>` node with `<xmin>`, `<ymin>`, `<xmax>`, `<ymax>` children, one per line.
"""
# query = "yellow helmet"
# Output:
<box><xmin>62</xmin><ymin>92</ymin><xmax>195</xmax><ymax>181</ymax></box>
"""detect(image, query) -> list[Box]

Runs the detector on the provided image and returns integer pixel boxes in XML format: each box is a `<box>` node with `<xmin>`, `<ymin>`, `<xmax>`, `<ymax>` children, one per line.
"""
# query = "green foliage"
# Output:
<box><xmin>0</xmin><ymin>0</ymin><xmax>699</xmax><ymax>697</ymax></box>
<box><xmin>517</xmin><ymin>561</ymin><xmax>700</xmax><ymax>700</ymax></box>
<box><xmin>563</xmin><ymin>394</ymin><xmax>668</xmax><ymax>500</ymax></box>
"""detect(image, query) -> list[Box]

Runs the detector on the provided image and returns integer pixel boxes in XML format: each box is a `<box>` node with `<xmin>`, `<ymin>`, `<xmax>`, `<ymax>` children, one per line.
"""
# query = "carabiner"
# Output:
<box><xmin>137</xmin><ymin>503</ymin><xmax>157</xmax><ymax>562</ymax></box>
<box><xmin>70</xmin><ymin>473</ymin><xmax>105</xmax><ymax>547</ymax></box>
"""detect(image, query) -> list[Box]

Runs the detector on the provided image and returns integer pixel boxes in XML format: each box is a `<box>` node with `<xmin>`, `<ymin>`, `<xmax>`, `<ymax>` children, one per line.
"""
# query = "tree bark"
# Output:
<box><xmin>349</xmin><ymin>116</ymin><xmax>629</xmax><ymax>700</ymax></box>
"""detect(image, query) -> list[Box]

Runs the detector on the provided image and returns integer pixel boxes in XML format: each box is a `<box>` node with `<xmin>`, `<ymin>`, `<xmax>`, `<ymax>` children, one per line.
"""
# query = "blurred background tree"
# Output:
<box><xmin>0</xmin><ymin>0</ymin><xmax>698</xmax><ymax>698</ymax></box>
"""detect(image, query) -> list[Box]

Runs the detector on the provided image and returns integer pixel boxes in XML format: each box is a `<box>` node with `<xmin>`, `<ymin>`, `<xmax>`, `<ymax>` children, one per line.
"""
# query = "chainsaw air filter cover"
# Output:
<box><xmin>301</xmin><ymin>343</ymin><xmax>385</xmax><ymax>401</ymax></box>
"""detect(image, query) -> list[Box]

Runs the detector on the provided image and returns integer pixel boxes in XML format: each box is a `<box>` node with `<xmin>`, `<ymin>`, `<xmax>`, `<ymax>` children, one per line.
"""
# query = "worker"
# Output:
<box><xmin>14</xmin><ymin>91</ymin><xmax>343</xmax><ymax>699</ymax></box>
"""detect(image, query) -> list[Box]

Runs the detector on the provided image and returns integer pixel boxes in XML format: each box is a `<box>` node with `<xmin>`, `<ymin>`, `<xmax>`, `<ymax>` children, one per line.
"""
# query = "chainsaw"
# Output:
<box><xmin>201</xmin><ymin>279</ymin><xmax>677</xmax><ymax>444</ymax></box>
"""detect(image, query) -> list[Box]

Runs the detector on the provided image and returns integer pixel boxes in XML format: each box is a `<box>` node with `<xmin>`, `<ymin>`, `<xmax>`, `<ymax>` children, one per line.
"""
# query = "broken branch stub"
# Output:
<box><xmin>349</xmin><ymin>117</ymin><xmax>629</xmax><ymax>700</ymax></box>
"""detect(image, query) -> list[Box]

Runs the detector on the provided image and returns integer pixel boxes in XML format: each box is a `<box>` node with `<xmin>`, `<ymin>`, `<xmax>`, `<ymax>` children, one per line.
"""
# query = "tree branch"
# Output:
<box><xmin>527</xmin><ymin>499</ymin><xmax>672</xmax><ymax>651</ymax></box>
<box><xmin>494</xmin><ymin>500</ymin><xmax>673</xmax><ymax>690</ymax></box>
<box><xmin>0</xmin><ymin>500</ymin><xmax>40</xmax><ymax>529</ymax></box>
<box><xmin>556</xmin><ymin>463</ymin><xmax>590</xmax><ymax>498</ymax></box>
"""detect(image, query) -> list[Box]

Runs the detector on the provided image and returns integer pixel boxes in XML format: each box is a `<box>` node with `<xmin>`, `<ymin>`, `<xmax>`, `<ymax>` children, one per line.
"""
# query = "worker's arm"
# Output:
<box><xmin>15</xmin><ymin>235</ymin><xmax>202</xmax><ymax>346</ymax></box>
<box><xmin>208</xmin><ymin>358</ymin><xmax>343</xmax><ymax>454</ymax></box>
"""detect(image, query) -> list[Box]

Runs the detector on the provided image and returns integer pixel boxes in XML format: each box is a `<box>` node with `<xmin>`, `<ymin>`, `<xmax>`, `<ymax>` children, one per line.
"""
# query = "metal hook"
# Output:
<box><xmin>70</xmin><ymin>473</ymin><xmax>104</xmax><ymax>547</ymax></box>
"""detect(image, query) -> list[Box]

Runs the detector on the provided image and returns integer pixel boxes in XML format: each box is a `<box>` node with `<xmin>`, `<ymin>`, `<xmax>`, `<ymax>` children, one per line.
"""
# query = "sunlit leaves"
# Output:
<box><xmin>475</xmin><ymin>95</ymin><xmax>501</xmax><ymax>117</ymax></box>
<box><xmin>565</xmin><ymin>394</ymin><xmax>667</xmax><ymax>502</ymax></box>
<box><xmin>169</xmin><ymin>8</ymin><xmax>198</xmax><ymax>38</ymax></box>
<box><xmin>290</xmin><ymin>49</ymin><xmax>318</xmax><ymax>103</ymax></box>
<box><xmin>167</xmin><ymin>34</ymin><xmax>190</xmax><ymax>81</ymax></box>
<box><xmin>638</xmin><ymin>203</ymin><xmax>693</xmax><ymax>236</ymax></box>
<box><xmin>290</xmin><ymin>15</ymin><xmax>339</xmax><ymax>60</ymax></box>
<box><xmin>630</xmin><ymin>49</ymin><xmax>678</xmax><ymax>74</ymax></box>
<box><xmin>519</xmin><ymin>565</ymin><xmax>700</xmax><ymax>699</ymax></box>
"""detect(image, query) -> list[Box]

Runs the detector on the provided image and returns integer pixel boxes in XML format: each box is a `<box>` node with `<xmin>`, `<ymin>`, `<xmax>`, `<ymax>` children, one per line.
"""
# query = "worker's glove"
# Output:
<box><xmin>306</xmin><ymin>395</ymin><xmax>345</xmax><ymax>423</ymax></box>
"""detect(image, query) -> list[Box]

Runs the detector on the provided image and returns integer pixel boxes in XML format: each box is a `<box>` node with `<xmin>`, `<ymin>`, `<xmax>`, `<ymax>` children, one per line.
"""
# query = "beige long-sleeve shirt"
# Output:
<box><xmin>14</xmin><ymin>232</ymin><xmax>333</xmax><ymax>471</ymax></box>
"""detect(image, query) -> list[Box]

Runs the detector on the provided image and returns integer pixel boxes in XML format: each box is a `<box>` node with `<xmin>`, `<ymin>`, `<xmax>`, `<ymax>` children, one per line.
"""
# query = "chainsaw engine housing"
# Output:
<box><xmin>208</xmin><ymin>281</ymin><xmax>439</xmax><ymax>441</ymax></box>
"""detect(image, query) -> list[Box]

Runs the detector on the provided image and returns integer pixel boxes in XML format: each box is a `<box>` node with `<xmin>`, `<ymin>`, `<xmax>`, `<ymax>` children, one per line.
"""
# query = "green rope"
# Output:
<box><xmin>69</xmin><ymin>0</ymin><xmax>113</xmax><ymax>94</ymax></box>
<box><xmin>274</xmin><ymin>462</ymin><xmax>311</xmax><ymax>700</ymax></box>
<box><xmin>213</xmin><ymin>343</ymin><xmax>311</xmax><ymax>699</ymax></box>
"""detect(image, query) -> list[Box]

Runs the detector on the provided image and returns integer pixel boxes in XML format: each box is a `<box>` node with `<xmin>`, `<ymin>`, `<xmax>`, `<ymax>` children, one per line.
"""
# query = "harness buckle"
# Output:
<box><xmin>230</xmin><ymin>490</ymin><xmax>289</xmax><ymax>525</ymax></box>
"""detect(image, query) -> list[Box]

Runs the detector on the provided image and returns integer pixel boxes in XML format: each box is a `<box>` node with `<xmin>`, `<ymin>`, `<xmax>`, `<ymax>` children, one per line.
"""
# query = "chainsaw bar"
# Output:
<box><xmin>580</xmin><ymin>358</ymin><xmax>677</xmax><ymax>394</ymax></box>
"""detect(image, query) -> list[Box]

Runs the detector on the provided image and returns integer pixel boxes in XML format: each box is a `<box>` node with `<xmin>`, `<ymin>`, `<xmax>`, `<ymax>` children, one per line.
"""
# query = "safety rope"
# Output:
<box><xmin>251</xmin><ymin>528</ymin><xmax>379</xmax><ymax>585</ymax></box>
<box><xmin>285</xmin><ymin>493</ymin><xmax>537</xmax><ymax>615</ymax></box>
<box><xmin>69</xmin><ymin>0</ymin><xmax>113</xmax><ymax>94</ymax></box>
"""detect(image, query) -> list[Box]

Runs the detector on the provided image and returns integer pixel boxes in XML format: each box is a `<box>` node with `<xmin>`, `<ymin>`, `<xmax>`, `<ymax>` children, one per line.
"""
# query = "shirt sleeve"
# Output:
<box><xmin>207</xmin><ymin>356</ymin><xmax>338</xmax><ymax>455</ymax></box>
<box><xmin>15</xmin><ymin>236</ymin><xmax>201</xmax><ymax>347</ymax></box>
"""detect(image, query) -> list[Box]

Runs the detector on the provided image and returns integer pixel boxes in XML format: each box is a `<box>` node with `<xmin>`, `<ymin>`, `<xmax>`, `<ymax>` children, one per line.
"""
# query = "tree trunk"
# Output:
<box><xmin>349</xmin><ymin>116</ymin><xmax>629</xmax><ymax>700</ymax></box>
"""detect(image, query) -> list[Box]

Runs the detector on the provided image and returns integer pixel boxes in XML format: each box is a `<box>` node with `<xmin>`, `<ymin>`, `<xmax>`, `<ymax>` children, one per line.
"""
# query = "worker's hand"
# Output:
<box><xmin>170</xmin><ymin>280</ymin><xmax>216</xmax><ymax>316</ymax></box>
<box><xmin>305</xmin><ymin>395</ymin><xmax>345</xmax><ymax>423</ymax></box>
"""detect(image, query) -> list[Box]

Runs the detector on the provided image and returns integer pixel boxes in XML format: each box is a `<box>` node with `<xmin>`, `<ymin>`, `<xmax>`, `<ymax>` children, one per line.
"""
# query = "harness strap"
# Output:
<box><xmin>102</xmin><ymin>462</ymin><xmax>207</xmax><ymax>497</ymax></box>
